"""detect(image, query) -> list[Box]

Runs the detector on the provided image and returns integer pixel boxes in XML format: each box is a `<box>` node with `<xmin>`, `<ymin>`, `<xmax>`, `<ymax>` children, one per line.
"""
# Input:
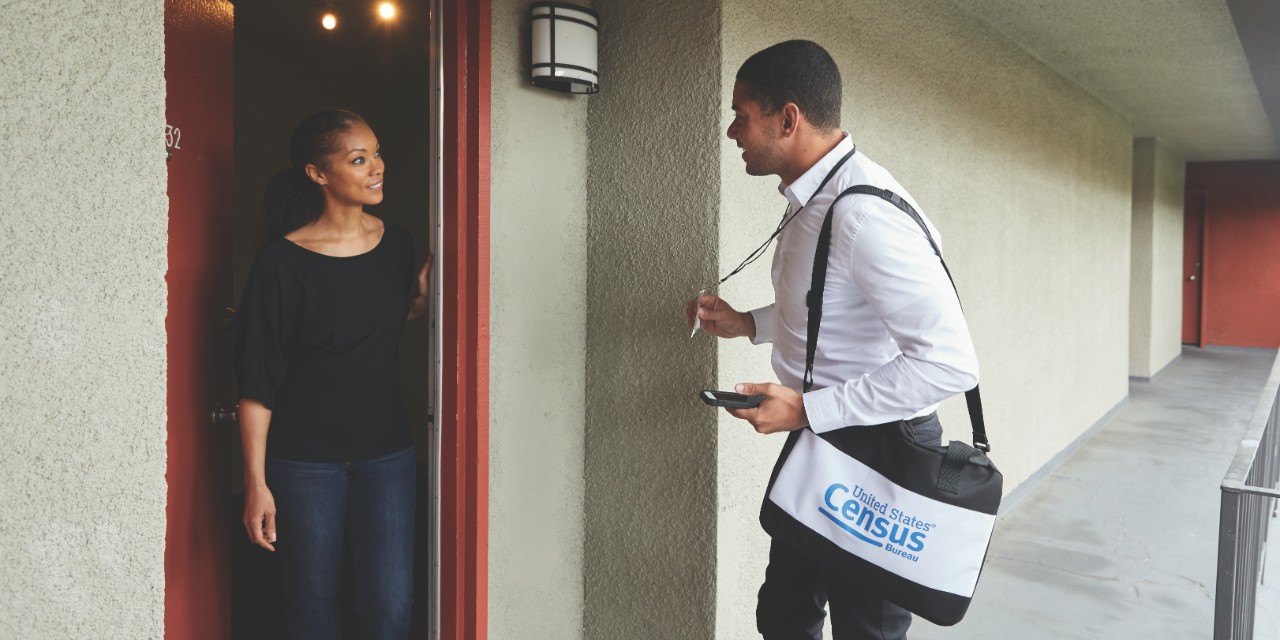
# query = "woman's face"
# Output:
<box><xmin>309</xmin><ymin>122</ymin><xmax>385</xmax><ymax>207</ymax></box>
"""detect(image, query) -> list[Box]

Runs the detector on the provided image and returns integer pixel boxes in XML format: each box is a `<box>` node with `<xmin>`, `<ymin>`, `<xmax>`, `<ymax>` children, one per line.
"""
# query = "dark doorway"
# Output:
<box><xmin>229</xmin><ymin>2</ymin><xmax>436</xmax><ymax>637</ymax></box>
<box><xmin>1182</xmin><ymin>191</ymin><xmax>1206</xmax><ymax>346</ymax></box>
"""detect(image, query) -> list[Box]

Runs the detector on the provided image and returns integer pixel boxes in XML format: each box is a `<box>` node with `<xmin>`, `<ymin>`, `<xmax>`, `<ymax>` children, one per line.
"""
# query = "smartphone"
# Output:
<box><xmin>700</xmin><ymin>389</ymin><xmax>765</xmax><ymax>409</ymax></box>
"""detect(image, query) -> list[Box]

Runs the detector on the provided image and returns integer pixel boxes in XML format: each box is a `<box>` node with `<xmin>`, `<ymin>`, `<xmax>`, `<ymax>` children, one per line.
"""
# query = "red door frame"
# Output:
<box><xmin>162</xmin><ymin>1</ymin><xmax>490</xmax><ymax>635</ymax></box>
<box><xmin>440</xmin><ymin>1</ymin><xmax>491</xmax><ymax>638</ymax></box>
<box><xmin>163</xmin><ymin>0</ymin><xmax>234</xmax><ymax>636</ymax></box>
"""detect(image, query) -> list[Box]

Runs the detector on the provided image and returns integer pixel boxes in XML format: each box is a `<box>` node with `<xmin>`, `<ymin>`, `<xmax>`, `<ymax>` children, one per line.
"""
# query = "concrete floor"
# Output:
<box><xmin>910</xmin><ymin>346</ymin><xmax>1279</xmax><ymax>640</ymax></box>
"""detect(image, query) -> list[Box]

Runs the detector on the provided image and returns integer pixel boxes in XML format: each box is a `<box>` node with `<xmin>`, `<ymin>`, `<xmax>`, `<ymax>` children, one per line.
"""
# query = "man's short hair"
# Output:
<box><xmin>736</xmin><ymin>40</ymin><xmax>842</xmax><ymax>132</ymax></box>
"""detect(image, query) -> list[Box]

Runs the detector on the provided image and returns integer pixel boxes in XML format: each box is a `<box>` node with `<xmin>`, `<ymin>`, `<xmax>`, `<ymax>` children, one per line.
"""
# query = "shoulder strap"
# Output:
<box><xmin>803</xmin><ymin>185</ymin><xmax>990</xmax><ymax>452</ymax></box>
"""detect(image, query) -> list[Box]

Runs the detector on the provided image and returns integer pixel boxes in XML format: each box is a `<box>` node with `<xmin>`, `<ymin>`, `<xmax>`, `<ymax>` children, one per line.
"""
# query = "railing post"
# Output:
<box><xmin>1217</xmin><ymin>488</ymin><xmax>1243</xmax><ymax>639</ymax></box>
<box><xmin>1215</xmin><ymin>349</ymin><xmax>1280</xmax><ymax>640</ymax></box>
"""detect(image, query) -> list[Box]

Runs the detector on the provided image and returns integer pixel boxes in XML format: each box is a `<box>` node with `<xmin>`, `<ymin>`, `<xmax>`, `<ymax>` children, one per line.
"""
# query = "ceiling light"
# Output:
<box><xmin>378</xmin><ymin>3</ymin><xmax>396</xmax><ymax>20</ymax></box>
<box><xmin>321</xmin><ymin>13</ymin><xmax>337</xmax><ymax>30</ymax></box>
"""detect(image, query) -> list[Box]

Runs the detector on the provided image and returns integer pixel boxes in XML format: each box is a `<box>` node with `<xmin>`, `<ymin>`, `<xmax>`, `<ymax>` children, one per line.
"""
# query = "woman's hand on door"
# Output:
<box><xmin>243</xmin><ymin>484</ymin><xmax>277</xmax><ymax>552</ymax></box>
<box><xmin>408</xmin><ymin>253</ymin><xmax>433</xmax><ymax>321</ymax></box>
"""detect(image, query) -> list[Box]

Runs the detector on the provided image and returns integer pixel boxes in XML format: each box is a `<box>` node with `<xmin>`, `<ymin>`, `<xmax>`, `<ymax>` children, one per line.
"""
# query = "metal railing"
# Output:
<box><xmin>1215</xmin><ymin>349</ymin><xmax>1280</xmax><ymax>639</ymax></box>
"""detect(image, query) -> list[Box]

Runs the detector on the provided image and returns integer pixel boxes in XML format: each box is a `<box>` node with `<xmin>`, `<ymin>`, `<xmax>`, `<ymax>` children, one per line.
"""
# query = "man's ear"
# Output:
<box><xmin>780</xmin><ymin>103</ymin><xmax>802</xmax><ymax>137</ymax></box>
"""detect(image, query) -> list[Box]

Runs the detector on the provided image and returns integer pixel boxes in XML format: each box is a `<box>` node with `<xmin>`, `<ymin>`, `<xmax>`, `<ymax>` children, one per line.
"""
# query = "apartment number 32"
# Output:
<box><xmin>165</xmin><ymin>124</ymin><xmax>183</xmax><ymax>150</ymax></box>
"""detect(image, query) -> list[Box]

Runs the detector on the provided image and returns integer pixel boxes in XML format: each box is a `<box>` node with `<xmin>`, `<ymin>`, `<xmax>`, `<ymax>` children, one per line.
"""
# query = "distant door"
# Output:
<box><xmin>164</xmin><ymin>0</ymin><xmax>236</xmax><ymax>637</ymax></box>
<box><xmin>1183</xmin><ymin>192</ymin><xmax>1205</xmax><ymax>346</ymax></box>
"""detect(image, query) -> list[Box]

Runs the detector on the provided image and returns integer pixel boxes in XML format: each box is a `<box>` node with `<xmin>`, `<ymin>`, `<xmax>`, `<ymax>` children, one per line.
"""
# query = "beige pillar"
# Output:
<box><xmin>1130</xmin><ymin>137</ymin><xmax>1186</xmax><ymax>379</ymax></box>
<box><xmin>584</xmin><ymin>1</ymin><xmax>723</xmax><ymax>637</ymax></box>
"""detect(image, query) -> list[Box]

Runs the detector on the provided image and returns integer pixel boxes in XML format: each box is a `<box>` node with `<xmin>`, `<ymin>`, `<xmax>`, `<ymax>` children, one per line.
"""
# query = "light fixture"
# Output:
<box><xmin>378</xmin><ymin>2</ymin><xmax>396</xmax><ymax>20</ymax></box>
<box><xmin>321</xmin><ymin>13</ymin><xmax>337</xmax><ymax>30</ymax></box>
<box><xmin>530</xmin><ymin>2</ymin><xmax>599</xmax><ymax>95</ymax></box>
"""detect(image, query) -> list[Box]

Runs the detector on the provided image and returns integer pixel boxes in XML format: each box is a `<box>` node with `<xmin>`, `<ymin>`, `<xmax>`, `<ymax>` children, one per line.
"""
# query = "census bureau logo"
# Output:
<box><xmin>819</xmin><ymin>483</ymin><xmax>935</xmax><ymax>563</ymax></box>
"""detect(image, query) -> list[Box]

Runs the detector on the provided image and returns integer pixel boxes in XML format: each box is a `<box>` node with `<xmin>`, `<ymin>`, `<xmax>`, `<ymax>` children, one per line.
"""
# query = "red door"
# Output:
<box><xmin>1183</xmin><ymin>192</ymin><xmax>1205</xmax><ymax>346</ymax></box>
<box><xmin>164</xmin><ymin>0</ymin><xmax>235</xmax><ymax>637</ymax></box>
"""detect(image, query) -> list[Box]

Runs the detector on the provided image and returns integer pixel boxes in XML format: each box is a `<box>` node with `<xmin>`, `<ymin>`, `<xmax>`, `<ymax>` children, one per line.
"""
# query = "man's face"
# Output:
<box><xmin>727</xmin><ymin>81</ymin><xmax>786</xmax><ymax>177</ymax></box>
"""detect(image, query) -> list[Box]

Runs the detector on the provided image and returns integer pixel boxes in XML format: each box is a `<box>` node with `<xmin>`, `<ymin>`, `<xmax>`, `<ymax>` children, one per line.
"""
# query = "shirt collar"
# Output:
<box><xmin>780</xmin><ymin>133</ymin><xmax>855</xmax><ymax>208</ymax></box>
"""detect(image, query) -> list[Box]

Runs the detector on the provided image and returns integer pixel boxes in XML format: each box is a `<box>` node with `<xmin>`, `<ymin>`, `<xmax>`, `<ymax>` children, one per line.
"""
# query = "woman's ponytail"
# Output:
<box><xmin>263</xmin><ymin>166</ymin><xmax>324</xmax><ymax>239</ymax></box>
<box><xmin>262</xmin><ymin>108</ymin><xmax>366</xmax><ymax>238</ymax></box>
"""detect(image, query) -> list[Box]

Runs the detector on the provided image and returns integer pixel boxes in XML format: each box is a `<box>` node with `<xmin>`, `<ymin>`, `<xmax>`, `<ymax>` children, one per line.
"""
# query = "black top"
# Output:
<box><xmin>235</xmin><ymin>220</ymin><xmax>415</xmax><ymax>462</ymax></box>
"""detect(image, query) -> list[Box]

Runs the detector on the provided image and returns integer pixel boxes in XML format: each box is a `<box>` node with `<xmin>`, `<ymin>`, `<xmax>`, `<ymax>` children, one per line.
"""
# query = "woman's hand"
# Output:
<box><xmin>243</xmin><ymin>484</ymin><xmax>278</xmax><ymax>552</ymax></box>
<box><xmin>408</xmin><ymin>253</ymin><xmax>433</xmax><ymax>321</ymax></box>
<box><xmin>416</xmin><ymin>253</ymin><xmax>433</xmax><ymax>299</ymax></box>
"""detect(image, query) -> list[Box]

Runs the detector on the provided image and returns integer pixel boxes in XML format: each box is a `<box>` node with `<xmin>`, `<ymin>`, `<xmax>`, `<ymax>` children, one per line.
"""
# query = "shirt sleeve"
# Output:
<box><xmin>802</xmin><ymin>200</ymin><xmax>979</xmax><ymax>433</ymax></box>
<box><xmin>749</xmin><ymin>304</ymin><xmax>775</xmax><ymax>344</ymax></box>
<box><xmin>234</xmin><ymin>252</ymin><xmax>291</xmax><ymax>410</ymax></box>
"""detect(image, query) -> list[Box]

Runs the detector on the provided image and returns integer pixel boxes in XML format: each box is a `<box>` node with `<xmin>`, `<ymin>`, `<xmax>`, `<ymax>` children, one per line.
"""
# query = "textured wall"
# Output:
<box><xmin>0</xmin><ymin>1</ymin><xmax>168</xmax><ymax>637</ymax></box>
<box><xmin>1130</xmin><ymin>138</ymin><xmax>1185</xmax><ymax>378</ymax></box>
<box><xmin>1185</xmin><ymin>161</ymin><xmax>1280</xmax><ymax>348</ymax></box>
<box><xmin>583</xmin><ymin>0</ymin><xmax>722</xmax><ymax>637</ymax></box>
<box><xmin>1149</xmin><ymin>145</ymin><xmax>1186</xmax><ymax>366</ymax></box>
<box><xmin>488</xmin><ymin>1</ymin><xmax>590</xmax><ymax>637</ymax></box>
<box><xmin>715</xmin><ymin>2</ymin><xmax>1134</xmax><ymax>637</ymax></box>
<box><xmin>1130</xmin><ymin>140</ymin><xmax>1156</xmax><ymax>376</ymax></box>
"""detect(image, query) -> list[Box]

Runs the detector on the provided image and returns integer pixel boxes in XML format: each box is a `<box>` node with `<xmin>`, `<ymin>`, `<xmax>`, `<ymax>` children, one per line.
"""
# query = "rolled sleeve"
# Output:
<box><xmin>803</xmin><ymin>386</ymin><xmax>849</xmax><ymax>433</ymax></box>
<box><xmin>749</xmin><ymin>304</ymin><xmax>775</xmax><ymax>344</ymax></box>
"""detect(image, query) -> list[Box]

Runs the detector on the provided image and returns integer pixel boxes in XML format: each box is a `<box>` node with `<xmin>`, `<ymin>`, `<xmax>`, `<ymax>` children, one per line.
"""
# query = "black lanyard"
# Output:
<box><xmin>710</xmin><ymin>146</ymin><xmax>857</xmax><ymax>288</ymax></box>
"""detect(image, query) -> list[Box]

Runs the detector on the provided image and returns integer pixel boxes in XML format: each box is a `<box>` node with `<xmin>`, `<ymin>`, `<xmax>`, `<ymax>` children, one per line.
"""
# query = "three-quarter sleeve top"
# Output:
<box><xmin>234</xmin><ymin>221</ymin><xmax>415</xmax><ymax>462</ymax></box>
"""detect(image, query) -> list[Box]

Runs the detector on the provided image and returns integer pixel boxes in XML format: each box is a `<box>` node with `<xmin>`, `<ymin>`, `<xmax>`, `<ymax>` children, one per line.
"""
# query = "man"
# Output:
<box><xmin>687</xmin><ymin>40</ymin><xmax>979</xmax><ymax>639</ymax></box>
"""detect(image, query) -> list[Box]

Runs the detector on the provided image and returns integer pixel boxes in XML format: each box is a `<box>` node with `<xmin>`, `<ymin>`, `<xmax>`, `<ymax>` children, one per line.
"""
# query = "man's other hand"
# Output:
<box><xmin>686</xmin><ymin>293</ymin><xmax>756</xmax><ymax>339</ymax></box>
<box><xmin>726</xmin><ymin>382</ymin><xmax>808</xmax><ymax>434</ymax></box>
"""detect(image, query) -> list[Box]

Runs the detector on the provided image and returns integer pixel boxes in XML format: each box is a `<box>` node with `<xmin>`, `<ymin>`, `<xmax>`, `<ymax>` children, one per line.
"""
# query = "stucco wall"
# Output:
<box><xmin>1130</xmin><ymin>140</ymin><xmax>1157</xmax><ymax>376</ymax></box>
<box><xmin>583</xmin><ymin>1</ymin><xmax>722</xmax><ymax>638</ymax></box>
<box><xmin>715</xmin><ymin>2</ymin><xmax>1134</xmax><ymax>637</ymax></box>
<box><xmin>1149</xmin><ymin>145</ymin><xmax>1185</xmax><ymax>366</ymax></box>
<box><xmin>0</xmin><ymin>1</ymin><xmax>168</xmax><ymax>637</ymax></box>
<box><xmin>1130</xmin><ymin>138</ymin><xmax>1185</xmax><ymax>378</ymax></box>
<box><xmin>488</xmin><ymin>1</ymin><xmax>590</xmax><ymax>637</ymax></box>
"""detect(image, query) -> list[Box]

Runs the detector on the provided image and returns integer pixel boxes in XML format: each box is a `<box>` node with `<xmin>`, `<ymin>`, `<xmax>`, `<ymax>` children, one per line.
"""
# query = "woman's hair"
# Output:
<box><xmin>262</xmin><ymin>109</ymin><xmax>367</xmax><ymax>237</ymax></box>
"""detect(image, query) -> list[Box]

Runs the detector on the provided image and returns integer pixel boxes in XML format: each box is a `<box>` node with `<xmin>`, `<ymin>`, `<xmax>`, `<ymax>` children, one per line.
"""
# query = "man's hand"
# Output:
<box><xmin>686</xmin><ymin>293</ymin><xmax>756</xmax><ymax>339</ymax></box>
<box><xmin>726</xmin><ymin>382</ymin><xmax>808</xmax><ymax>434</ymax></box>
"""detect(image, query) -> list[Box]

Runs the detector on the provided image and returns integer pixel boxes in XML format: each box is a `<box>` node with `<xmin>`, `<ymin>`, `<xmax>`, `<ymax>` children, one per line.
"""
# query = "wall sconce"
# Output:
<box><xmin>530</xmin><ymin>2</ymin><xmax>599</xmax><ymax>95</ymax></box>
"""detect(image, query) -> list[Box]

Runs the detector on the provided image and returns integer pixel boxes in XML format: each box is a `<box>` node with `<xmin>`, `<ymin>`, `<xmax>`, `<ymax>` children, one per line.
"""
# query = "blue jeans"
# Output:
<box><xmin>267</xmin><ymin>447</ymin><xmax>416</xmax><ymax>640</ymax></box>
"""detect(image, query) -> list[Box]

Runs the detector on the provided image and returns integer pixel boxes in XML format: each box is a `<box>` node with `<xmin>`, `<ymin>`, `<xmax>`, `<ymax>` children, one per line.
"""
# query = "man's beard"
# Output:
<box><xmin>743</xmin><ymin>139</ymin><xmax>784</xmax><ymax>177</ymax></box>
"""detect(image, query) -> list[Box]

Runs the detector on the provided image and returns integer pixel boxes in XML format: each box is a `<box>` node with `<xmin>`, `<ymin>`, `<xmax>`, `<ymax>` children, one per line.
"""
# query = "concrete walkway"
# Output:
<box><xmin>912</xmin><ymin>346</ymin><xmax>1279</xmax><ymax>640</ymax></box>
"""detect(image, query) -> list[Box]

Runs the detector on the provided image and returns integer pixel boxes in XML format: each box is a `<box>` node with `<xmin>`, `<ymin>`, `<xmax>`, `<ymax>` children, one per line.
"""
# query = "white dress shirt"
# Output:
<box><xmin>749</xmin><ymin>135</ymin><xmax>979</xmax><ymax>433</ymax></box>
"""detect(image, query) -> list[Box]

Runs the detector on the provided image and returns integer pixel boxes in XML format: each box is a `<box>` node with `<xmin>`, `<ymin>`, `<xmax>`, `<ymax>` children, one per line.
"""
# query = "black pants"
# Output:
<box><xmin>756</xmin><ymin>414</ymin><xmax>943</xmax><ymax>640</ymax></box>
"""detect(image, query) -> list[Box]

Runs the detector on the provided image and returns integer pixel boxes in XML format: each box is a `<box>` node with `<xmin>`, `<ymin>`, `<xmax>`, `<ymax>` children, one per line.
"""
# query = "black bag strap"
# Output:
<box><xmin>803</xmin><ymin>185</ymin><xmax>990</xmax><ymax>453</ymax></box>
<box><xmin>937</xmin><ymin>440</ymin><xmax>978</xmax><ymax>494</ymax></box>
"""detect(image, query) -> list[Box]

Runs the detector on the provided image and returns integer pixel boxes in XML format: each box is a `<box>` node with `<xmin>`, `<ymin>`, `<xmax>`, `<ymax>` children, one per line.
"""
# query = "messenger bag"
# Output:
<box><xmin>759</xmin><ymin>186</ymin><xmax>1002</xmax><ymax>627</ymax></box>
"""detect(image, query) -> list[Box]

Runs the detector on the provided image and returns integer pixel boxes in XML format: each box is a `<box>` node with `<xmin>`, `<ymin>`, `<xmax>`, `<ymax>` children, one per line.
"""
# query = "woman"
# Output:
<box><xmin>235</xmin><ymin>108</ymin><xmax>430</xmax><ymax>639</ymax></box>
